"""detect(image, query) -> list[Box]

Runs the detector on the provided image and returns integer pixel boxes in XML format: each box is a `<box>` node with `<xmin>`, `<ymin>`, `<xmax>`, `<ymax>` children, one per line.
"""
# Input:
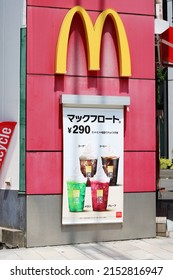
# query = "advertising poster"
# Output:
<box><xmin>62</xmin><ymin>106</ymin><xmax>124</xmax><ymax>225</ymax></box>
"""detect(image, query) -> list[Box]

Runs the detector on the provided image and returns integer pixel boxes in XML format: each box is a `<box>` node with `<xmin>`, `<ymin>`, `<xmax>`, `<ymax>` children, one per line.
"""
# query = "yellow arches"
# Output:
<box><xmin>55</xmin><ymin>6</ymin><xmax>131</xmax><ymax>77</ymax></box>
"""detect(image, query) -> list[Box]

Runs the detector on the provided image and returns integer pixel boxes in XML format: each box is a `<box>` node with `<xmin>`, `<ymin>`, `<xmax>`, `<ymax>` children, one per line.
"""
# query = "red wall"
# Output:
<box><xmin>27</xmin><ymin>0</ymin><xmax>154</xmax><ymax>15</ymax></box>
<box><xmin>26</xmin><ymin>0</ymin><xmax>156</xmax><ymax>194</ymax></box>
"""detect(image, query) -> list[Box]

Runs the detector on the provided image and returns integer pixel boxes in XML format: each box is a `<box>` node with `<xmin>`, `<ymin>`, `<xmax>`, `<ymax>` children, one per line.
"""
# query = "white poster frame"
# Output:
<box><xmin>61</xmin><ymin>95</ymin><xmax>130</xmax><ymax>225</ymax></box>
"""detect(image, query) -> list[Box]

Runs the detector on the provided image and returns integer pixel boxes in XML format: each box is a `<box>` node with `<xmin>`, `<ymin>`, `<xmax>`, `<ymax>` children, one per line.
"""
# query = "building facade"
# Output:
<box><xmin>0</xmin><ymin>0</ymin><xmax>156</xmax><ymax>247</ymax></box>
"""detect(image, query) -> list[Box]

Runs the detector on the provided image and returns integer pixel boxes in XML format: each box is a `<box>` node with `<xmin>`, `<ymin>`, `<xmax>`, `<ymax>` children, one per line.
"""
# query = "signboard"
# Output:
<box><xmin>0</xmin><ymin>122</ymin><xmax>17</xmax><ymax>169</ymax></box>
<box><xmin>62</xmin><ymin>105</ymin><xmax>124</xmax><ymax>225</ymax></box>
<box><xmin>55</xmin><ymin>5</ymin><xmax>131</xmax><ymax>77</ymax></box>
<box><xmin>160</xmin><ymin>27</ymin><xmax>173</xmax><ymax>65</ymax></box>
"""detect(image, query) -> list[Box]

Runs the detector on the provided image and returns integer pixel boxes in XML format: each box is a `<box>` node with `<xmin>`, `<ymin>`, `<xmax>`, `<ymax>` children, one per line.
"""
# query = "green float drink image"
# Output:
<box><xmin>67</xmin><ymin>181</ymin><xmax>86</xmax><ymax>212</ymax></box>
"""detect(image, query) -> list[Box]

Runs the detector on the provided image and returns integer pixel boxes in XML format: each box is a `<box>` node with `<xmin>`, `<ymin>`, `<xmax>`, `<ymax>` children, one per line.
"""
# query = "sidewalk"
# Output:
<box><xmin>1</xmin><ymin>236</ymin><xmax>173</xmax><ymax>260</ymax></box>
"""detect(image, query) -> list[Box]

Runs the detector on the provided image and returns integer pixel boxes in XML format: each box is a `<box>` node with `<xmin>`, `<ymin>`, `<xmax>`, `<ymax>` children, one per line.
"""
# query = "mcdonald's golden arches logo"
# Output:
<box><xmin>55</xmin><ymin>6</ymin><xmax>131</xmax><ymax>77</ymax></box>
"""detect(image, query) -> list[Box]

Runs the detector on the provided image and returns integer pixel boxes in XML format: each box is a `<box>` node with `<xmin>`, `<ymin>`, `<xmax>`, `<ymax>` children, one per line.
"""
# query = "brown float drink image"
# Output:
<box><xmin>101</xmin><ymin>156</ymin><xmax>119</xmax><ymax>186</ymax></box>
<box><xmin>79</xmin><ymin>157</ymin><xmax>97</xmax><ymax>186</ymax></box>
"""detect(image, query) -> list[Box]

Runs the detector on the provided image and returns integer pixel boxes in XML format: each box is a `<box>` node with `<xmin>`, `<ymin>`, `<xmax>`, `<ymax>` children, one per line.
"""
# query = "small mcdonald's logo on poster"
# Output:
<box><xmin>116</xmin><ymin>211</ymin><xmax>122</xmax><ymax>218</ymax></box>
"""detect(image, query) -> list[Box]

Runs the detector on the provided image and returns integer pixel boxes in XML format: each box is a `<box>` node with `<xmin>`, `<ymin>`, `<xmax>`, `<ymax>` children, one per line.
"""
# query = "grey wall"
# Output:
<box><xmin>27</xmin><ymin>192</ymin><xmax>156</xmax><ymax>247</ymax></box>
<box><xmin>0</xmin><ymin>190</ymin><xmax>26</xmax><ymax>230</ymax></box>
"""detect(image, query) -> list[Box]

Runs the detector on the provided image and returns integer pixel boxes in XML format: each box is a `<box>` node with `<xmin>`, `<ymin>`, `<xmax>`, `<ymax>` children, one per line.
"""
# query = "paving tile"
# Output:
<box><xmin>1</xmin><ymin>237</ymin><xmax>173</xmax><ymax>260</ymax></box>
<box><xmin>32</xmin><ymin>247</ymin><xmax>68</xmax><ymax>260</ymax></box>
<box><xmin>91</xmin><ymin>243</ymin><xmax>131</xmax><ymax>259</ymax></box>
<box><xmin>129</xmin><ymin>239</ymin><xmax>173</xmax><ymax>259</ymax></box>
<box><xmin>74</xmin><ymin>244</ymin><xmax>114</xmax><ymax>260</ymax></box>
<box><xmin>159</xmin><ymin>245</ymin><xmax>173</xmax><ymax>253</ymax></box>
<box><xmin>0</xmin><ymin>250</ymin><xmax>21</xmax><ymax>260</ymax></box>
<box><xmin>54</xmin><ymin>245</ymin><xmax>91</xmax><ymax>260</ymax></box>
<box><xmin>143</xmin><ymin>237</ymin><xmax>172</xmax><ymax>245</ymax></box>
<box><xmin>143</xmin><ymin>238</ymin><xmax>173</xmax><ymax>253</ymax></box>
<box><xmin>10</xmin><ymin>248</ymin><xmax>46</xmax><ymax>260</ymax></box>
<box><xmin>98</xmin><ymin>241</ymin><xmax>156</xmax><ymax>260</ymax></box>
<box><xmin>141</xmin><ymin>237</ymin><xmax>171</xmax><ymax>244</ymax></box>
<box><xmin>106</xmin><ymin>240</ymin><xmax>141</xmax><ymax>252</ymax></box>
<box><xmin>126</xmin><ymin>249</ymin><xmax>161</xmax><ymax>260</ymax></box>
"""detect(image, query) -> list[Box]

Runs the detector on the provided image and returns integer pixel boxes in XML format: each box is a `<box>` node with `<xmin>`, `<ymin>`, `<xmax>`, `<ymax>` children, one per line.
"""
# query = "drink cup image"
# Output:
<box><xmin>90</xmin><ymin>180</ymin><xmax>109</xmax><ymax>211</ymax></box>
<box><xmin>67</xmin><ymin>181</ymin><xmax>86</xmax><ymax>212</ymax></box>
<box><xmin>101</xmin><ymin>156</ymin><xmax>119</xmax><ymax>186</ymax></box>
<box><xmin>79</xmin><ymin>157</ymin><xmax>97</xmax><ymax>186</ymax></box>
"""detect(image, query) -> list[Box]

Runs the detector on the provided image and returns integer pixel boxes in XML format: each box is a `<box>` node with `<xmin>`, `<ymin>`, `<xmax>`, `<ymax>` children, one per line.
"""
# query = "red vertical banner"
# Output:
<box><xmin>0</xmin><ymin>122</ymin><xmax>17</xmax><ymax>169</ymax></box>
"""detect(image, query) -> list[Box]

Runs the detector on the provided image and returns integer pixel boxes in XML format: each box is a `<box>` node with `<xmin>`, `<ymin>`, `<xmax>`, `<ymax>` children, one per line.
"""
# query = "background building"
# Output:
<box><xmin>155</xmin><ymin>0</ymin><xmax>173</xmax><ymax>226</ymax></box>
<box><xmin>156</xmin><ymin>0</ymin><xmax>173</xmax><ymax>159</ymax></box>
<box><xmin>0</xmin><ymin>0</ymin><xmax>26</xmax><ymax>241</ymax></box>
